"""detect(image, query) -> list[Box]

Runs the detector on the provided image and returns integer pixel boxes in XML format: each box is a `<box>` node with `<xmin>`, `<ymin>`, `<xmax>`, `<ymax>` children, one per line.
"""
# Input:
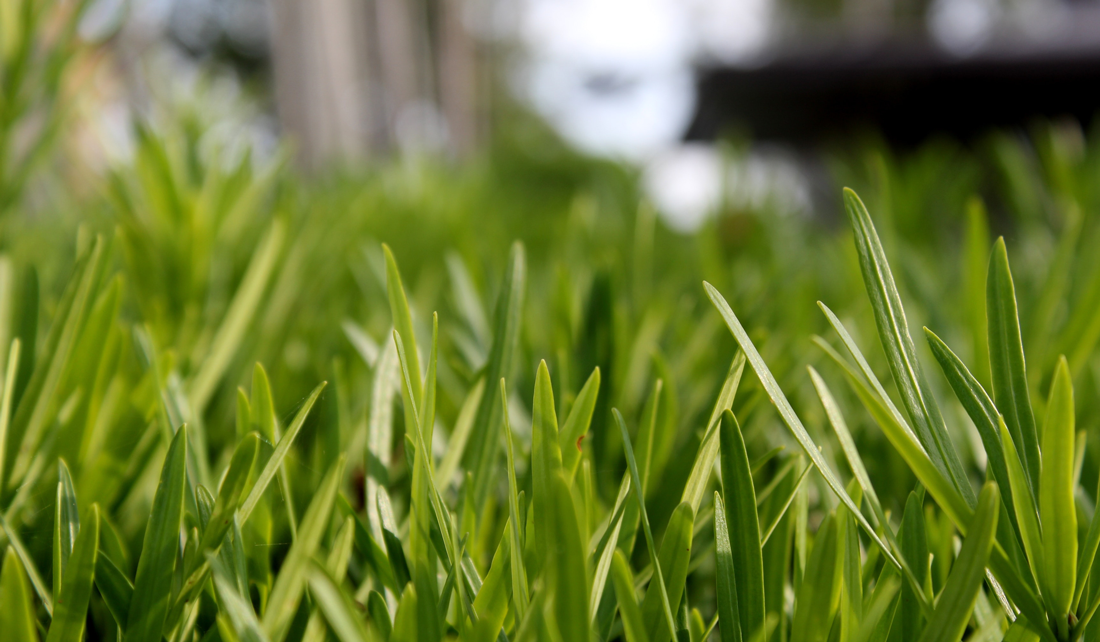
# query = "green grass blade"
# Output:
<box><xmin>436</xmin><ymin>377</ymin><xmax>483</xmax><ymax>490</ymax></box>
<box><xmin>45</xmin><ymin>503</ymin><xmax>98</xmax><ymax>642</ymax></box>
<box><xmin>681</xmin><ymin>353</ymin><xmax>745</xmax><ymax>512</ymax></box>
<box><xmin>548</xmin><ymin>471</ymin><xmax>590</xmax><ymax>642</ymax></box>
<box><xmin>383</xmin><ymin>244</ymin><xmax>422</xmax><ymax>410</ymax></box>
<box><xmin>899</xmin><ymin>491</ymin><xmax>928</xmax><ymax>642</ymax></box>
<box><xmin>704</xmin><ymin>282</ymin><xmax>902</xmax><ymax>571</ymax></box>
<box><xmin>0</xmin><ymin>513</ymin><xmax>53</xmax><ymax>614</ymax></box>
<box><xmin>306</xmin><ymin>563</ymin><xmax>373</xmax><ymax>642</ymax></box>
<box><xmin>559</xmin><ymin>366</ymin><xmax>600</xmax><ymax>479</ymax></box>
<box><xmin>499</xmin><ymin>378</ymin><xmax>529</xmax><ymax>618</ymax></box>
<box><xmin>838</xmin><ymin>482</ymin><xmax>863</xmax><ymax>642</ymax></box>
<box><xmin>124</xmin><ymin>426</ymin><xmax>187</xmax><ymax>642</ymax></box>
<box><xmin>0</xmin><ymin>338</ymin><xmax>20</xmax><ymax>492</ymax></box>
<box><xmin>719</xmin><ymin>409</ymin><xmax>765</xmax><ymax>637</ymax></box>
<box><xmin>1073</xmin><ymin>477</ymin><xmax>1100</xmax><ymax>612</ymax></box>
<box><xmin>1</xmin><ymin>546</ymin><xmax>38</xmax><ymax>642</ymax></box>
<box><xmin>465</xmin><ymin>241</ymin><xmax>525</xmax><ymax>507</ymax></box>
<box><xmin>759</xmin><ymin>462</ymin><xmax>811</xmax><ymax>546</ymax></box>
<box><xmin>1038</xmin><ymin>357</ymin><xmax>1076</xmax><ymax>627</ymax></box>
<box><xmin>470</xmin><ymin>531</ymin><xmax>511</xmax><ymax>642</ymax></box>
<box><xmin>590</xmin><ymin>499</ymin><xmax>626</xmax><ymax>624</ymax></box>
<box><xmin>212</xmin><ymin>565</ymin><xmax>269</xmax><ymax>642</ymax></box>
<box><xmin>367</xmin><ymin>590</ymin><xmax>391</xmax><ymax>641</ymax></box>
<box><xmin>199</xmin><ymin>432</ymin><xmax>259</xmax><ymax>555</ymax></box>
<box><xmin>790</xmin><ymin>514</ymin><xmax>841</xmax><ymax>642</ymax></box>
<box><xmin>531</xmin><ymin>360</ymin><xmax>563</xmax><ymax>563</ymax></box>
<box><xmin>639</xmin><ymin>500</ymin><xmax>694</xmax><ymax>642</ymax></box>
<box><xmin>615</xmin><ymin>408</ymin><xmax>678</xmax><ymax>642</ymax></box>
<box><xmin>261</xmin><ymin>455</ymin><xmax>346</xmax><ymax>642</ymax></box>
<box><xmin>987</xmin><ymin>238</ymin><xmax>1041</xmax><ymax>493</ymax></box>
<box><xmin>916</xmin><ymin>482</ymin><xmax>1000</xmax><ymax>642</ymax></box>
<box><xmin>1000</xmin><ymin>418</ymin><xmax>1043</xmax><ymax>585</ymax></box>
<box><xmin>842</xmin><ymin>188</ymin><xmax>975</xmax><ymax>507</ymax></box>
<box><xmin>239</xmin><ymin>381</ymin><xmax>326</xmax><ymax>525</ymax></box>
<box><xmin>301</xmin><ymin>517</ymin><xmax>356</xmax><ymax>642</ymax></box>
<box><xmin>714</xmin><ymin>492</ymin><xmax>744</xmax><ymax>642</ymax></box>
<box><xmin>612</xmin><ymin>550</ymin><xmax>650</xmax><ymax>642</ymax></box>
<box><xmin>94</xmin><ymin>553</ymin><xmax>133</xmax><ymax>629</ymax></box>
<box><xmin>52</xmin><ymin>460</ymin><xmax>78</xmax><ymax>598</ymax></box>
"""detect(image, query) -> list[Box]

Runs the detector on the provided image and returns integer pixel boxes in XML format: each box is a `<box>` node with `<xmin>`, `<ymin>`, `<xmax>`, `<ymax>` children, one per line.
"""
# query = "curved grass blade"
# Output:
<box><xmin>987</xmin><ymin>238</ymin><xmax>1040</xmax><ymax>493</ymax></box>
<box><xmin>45</xmin><ymin>503</ymin><xmax>99</xmax><ymax>642</ymax></box>
<box><xmin>124</xmin><ymin>426</ymin><xmax>187</xmax><ymax>642</ymax></box>
<box><xmin>916</xmin><ymin>482</ymin><xmax>1000</xmax><ymax>642</ymax></box>
<box><xmin>719</xmin><ymin>409</ymin><xmax>765</xmax><ymax>637</ymax></box>
<box><xmin>1</xmin><ymin>546</ymin><xmax>38</xmax><ymax>642</ymax></box>
<box><xmin>714</xmin><ymin>492</ymin><xmax>743</xmax><ymax>642</ymax></box>
<box><xmin>704</xmin><ymin>282</ymin><xmax>902</xmax><ymax>571</ymax></box>
<box><xmin>261</xmin><ymin>454</ymin><xmax>346</xmax><ymax>642</ymax></box>
<box><xmin>52</xmin><ymin>460</ymin><xmax>78</xmax><ymax>598</ymax></box>
<box><xmin>560</xmin><ymin>366</ymin><xmax>600</xmax><ymax>479</ymax></box>
<box><xmin>1039</xmin><ymin>357</ymin><xmax>1076</xmax><ymax>630</ymax></box>
<box><xmin>94</xmin><ymin>553</ymin><xmax>133</xmax><ymax>629</ymax></box>
<box><xmin>842</xmin><ymin>188</ymin><xmax>975</xmax><ymax>508</ymax></box>
<box><xmin>612</xmin><ymin>550</ymin><xmax>650</xmax><ymax>642</ymax></box>
<box><xmin>239</xmin><ymin>381</ymin><xmax>327</xmax><ymax>525</ymax></box>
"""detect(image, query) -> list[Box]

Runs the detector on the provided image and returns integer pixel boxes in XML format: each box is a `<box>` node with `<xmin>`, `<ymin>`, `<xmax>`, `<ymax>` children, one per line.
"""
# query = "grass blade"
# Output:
<box><xmin>714</xmin><ymin>492</ymin><xmax>743</xmax><ymax>642</ymax></box>
<box><xmin>307</xmin><ymin>563</ymin><xmax>372</xmax><ymax>642</ymax></box>
<box><xmin>612</xmin><ymin>550</ymin><xmax>650</xmax><ymax>642</ymax></box>
<box><xmin>94</xmin><ymin>553</ymin><xmax>133</xmax><ymax>629</ymax></box>
<box><xmin>559</xmin><ymin>366</ymin><xmax>600</xmax><ymax>479</ymax></box>
<box><xmin>499</xmin><ymin>378</ymin><xmax>529</xmax><ymax>619</ymax></box>
<box><xmin>0</xmin><ymin>339</ymin><xmax>20</xmax><ymax>492</ymax></box>
<box><xmin>1038</xmin><ymin>357</ymin><xmax>1076</xmax><ymax>630</ymax></box>
<box><xmin>1</xmin><ymin>546</ymin><xmax>38</xmax><ymax>642</ymax></box>
<box><xmin>639</xmin><ymin>500</ymin><xmax>694</xmax><ymax>642</ymax></box>
<box><xmin>45</xmin><ymin>503</ymin><xmax>99</xmax><ymax>642</ymax></box>
<box><xmin>124</xmin><ymin>426</ymin><xmax>188</xmax><ymax>642</ymax></box>
<box><xmin>916</xmin><ymin>482</ymin><xmax>1000</xmax><ymax>642</ymax></box>
<box><xmin>719</xmin><ymin>409</ymin><xmax>765</xmax><ymax>637</ymax></box>
<box><xmin>52</xmin><ymin>460</ymin><xmax>78</xmax><ymax>598</ymax></box>
<box><xmin>548</xmin><ymin>471</ymin><xmax>590</xmax><ymax>642</ymax></box>
<box><xmin>680</xmin><ymin>354</ymin><xmax>745</xmax><ymax>512</ymax></box>
<box><xmin>987</xmin><ymin>238</ymin><xmax>1041</xmax><ymax>493</ymax></box>
<box><xmin>531</xmin><ymin>360</ymin><xmax>563</xmax><ymax>563</ymax></box>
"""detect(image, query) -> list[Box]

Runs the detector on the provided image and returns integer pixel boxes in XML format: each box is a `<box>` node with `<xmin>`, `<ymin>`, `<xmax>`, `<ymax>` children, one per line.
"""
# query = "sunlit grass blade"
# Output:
<box><xmin>704</xmin><ymin>282</ymin><xmax>902</xmax><ymax>571</ymax></box>
<box><xmin>306</xmin><ymin>563</ymin><xmax>372</xmax><ymax>642</ymax></box>
<box><xmin>124</xmin><ymin>426</ymin><xmax>187</xmax><ymax>642</ymax></box>
<box><xmin>559</xmin><ymin>366</ymin><xmax>600</xmax><ymax>479</ymax></box>
<box><xmin>212</xmin><ymin>565</ymin><xmax>269</xmax><ymax>642</ymax></box>
<box><xmin>1038</xmin><ymin>357</ymin><xmax>1076</xmax><ymax>631</ymax></box>
<box><xmin>436</xmin><ymin>377</ymin><xmax>483</xmax><ymax>490</ymax></box>
<box><xmin>1</xmin><ymin>545</ymin><xmax>38</xmax><ymax>642</ymax></box>
<box><xmin>94</xmin><ymin>553</ymin><xmax>133</xmax><ymax>629</ymax></box>
<box><xmin>52</xmin><ymin>460</ymin><xmax>78</xmax><ymax>598</ymax></box>
<box><xmin>261</xmin><ymin>454</ymin><xmax>346</xmax><ymax>642</ymax></box>
<box><xmin>681</xmin><ymin>353</ymin><xmax>744</xmax><ymax>512</ymax></box>
<box><xmin>239</xmin><ymin>381</ymin><xmax>326</xmax><ymax>524</ymax></box>
<box><xmin>301</xmin><ymin>517</ymin><xmax>356</xmax><ymax>642</ymax></box>
<box><xmin>612</xmin><ymin>550</ymin><xmax>650</xmax><ymax>642</ymax></box>
<box><xmin>198</xmin><ymin>432</ymin><xmax>259</xmax><ymax>555</ymax></box>
<box><xmin>719</xmin><ymin>409</ymin><xmax>765</xmax><ymax>637</ymax></box>
<box><xmin>45</xmin><ymin>503</ymin><xmax>98</xmax><ymax>642</ymax></box>
<box><xmin>842</xmin><ymin>187</ymin><xmax>975</xmax><ymax>507</ymax></box>
<box><xmin>916</xmin><ymin>482</ymin><xmax>1000</xmax><ymax>642</ymax></box>
<box><xmin>464</xmin><ymin>241</ymin><xmax>525</xmax><ymax>507</ymax></box>
<box><xmin>590</xmin><ymin>499</ymin><xmax>626</xmax><ymax>624</ymax></box>
<box><xmin>714</xmin><ymin>492</ymin><xmax>743</xmax><ymax>642</ymax></box>
<box><xmin>1000</xmin><ymin>418</ymin><xmax>1043</xmax><ymax>587</ymax></box>
<box><xmin>987</xmin><ymin>237</ymin><xmax>1041</xmax><ymax>493</ymax></box>
<box><xmin>367</xmin><ymin>590</ymin><xmax>391</xmax><ymax>641</ymax></box>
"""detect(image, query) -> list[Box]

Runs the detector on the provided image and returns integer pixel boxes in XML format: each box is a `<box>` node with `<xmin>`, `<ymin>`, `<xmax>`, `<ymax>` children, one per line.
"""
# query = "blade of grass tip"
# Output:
<box><xmin>239</xmin><ymin>381</ymin><xmax>327</xmax><ymax>525</ymax></box>
<box><xmin>531</xmin><ymin>360</ymin><xmax>563</xmax><ymax>564</ymax></box>
<box><xmin>383</xmin><ymin>244</ymin><xmax>422</xmax><ymax>409</ymax></box>
<box><xmin>189</xmin><ymin>220</ymin><xmax>284</xmax><ymax>412</ymax></box>
<box><xmin>923</xmin><ymin>329</ymin><xmax>1018</xmax><ymax>538</ymax></box>
<box><xmin>367</xmin><ymin>590</ymin><xmax>391</xmax><ymax>641</ymax></box>
<box><xmin>366</xmin><ymin>340</ymin><xmax>398</xmax><ymax>540</ymax></box>
<box><xmin>45</xmin><ymin>504</ymin><xmax>98</xmax><ymax>642</ymax></box>
<box><xmin>987</xmin><ymin>238</ymin><xmax>1041</xmax><ymax>494</ymax></box>
<box><xmin>1039</xmin><ymin>357</ymin><xmax>1076</xmax><ymax>634</ymax></box>
<box><xmin>464</xmin><ymin>241</ymin><xmax>525</xmax><ymax>508</ymax></box>
<box><xmin>261</xmin><ymin>454</ymin><xmax>345</xmax><ymax>642</ymax></box>
<box><xmin>704</xmin><ymin>282</ymin><xmax>902</xmax><ymax>571</ymax></box>
<box><xmin>559</xmin><ymin>366</ymin><xmax>600</xmax><ymax>480</ymax></box>
<box><xmin>760</xmin><ymin>462</ymin><xmax>812</xmax><ymax>547</ymax></box>
<box><xmin>53</xmin><ymin>460</ymin><xmax>79</xmax><ymax>598</ymax></box>
<box><xmin>1</xmin><ymin>547</ymin><xmax>37</xmax><ymax>642</ymax></box>
<box><xmin>612</xmin><ymin>550</ymin><xmax>651</xmax><ymax>642</ymax></box>
<box><xmin>916</xmin><ymin>483</ymin><xmax>1000</xmax><ymax>642</ymax></box>
<box><xmin>681</xmin><ymin>353</ymin><xmax>745</xmax><ymax>512</ymax></box>
<box><xmin>250</xmin><ymin>363</ymin><xmax>297</xmax><ymax>539</ymax></box>
<box><xmin>615</xmin><ymin>408</ymin><xmax>678</xmax><ymax>642</ymax></box>
<box><xmin>719</xmin><ymin>409</ymin><xmax>765</xmax><ymax>637</ymax></box>
<box><xmin>306</xmin><ymin>563</ymin><xmax>372</xmax><ymax>642</ymax></box>
<box><xmin>123</xmin><ymin>426</ymin><xmax>187</xmax><ymax>642</ymax></box>
<box><xmin>715</xmin><ymin>492</ymin><xmax>744</xmax><ymax>642</ymax></box>
<box><xmin>499</xmin><ymin>378</ymin><xmax>529</xmax><ymax>618</ymax></box>
<box><xmin>95</xmin><ymin>553</ymin><xmax>133</xmax><ymax>629</ymax></box>
<box><xmin>842</xmin><ymin>188</ymin><xmax>976</xmax><ymax>508</ymax></box>
<box><xmin>0</xmin><ymin>513</ymin><xmax>53</xmax><ymax>614</ymax></box>
<box><xmin>0</xmin><ymin>338</ymin><xmax>20</xmax><ymax>491</ymax></box>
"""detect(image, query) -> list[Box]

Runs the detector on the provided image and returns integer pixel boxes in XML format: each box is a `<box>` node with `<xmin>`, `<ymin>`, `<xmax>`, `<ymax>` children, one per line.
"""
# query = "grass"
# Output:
<box><xmin>6</xmin><ymin>11</ymin><xmax>1100</xmax><ymax>642</ymax></box>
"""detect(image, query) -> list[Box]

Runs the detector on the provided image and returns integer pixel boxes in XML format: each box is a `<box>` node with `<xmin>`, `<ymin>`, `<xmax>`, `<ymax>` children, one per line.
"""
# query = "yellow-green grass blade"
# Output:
<box><xmin>639</xmin><ymin>500</ymin><xmax>694</xmax><ymax>642</ymax></box>
<box><xmin>531</xmin><ymin>360</ymin><xmax>563</xmax><ymax>563</ymax></box>
<box><xmin>94</xmin><ymin>553</ymin><xmax>133</xmax><ymax>629</ymax></box>
<box><xmin>590</xmin><ymin>497</ymin><xmax>627</xmax><ymax>624</ymax></box>
<box><xmin>367</xmin><ymin>590</ymin><xmax>391</xmax><ymax>641</ymax></box>
<box><xmin>307</xmin><ymin>562</ymin><xmax>374</xmax><ymax>642</ymax></box>
<box><xmin>383</xmin><ymin>244</ymin><xmax>422</xmax><ymax>412</ymax></box>
<box><xmin>124</xmin><ymin>426</ymin><xmax>187</xmax><ymax>642</ymax></box>
<box><xmin>842</xmin><ymin>187</ymin><xmax>975</xmax><ymax>508</ymax></box>
<box><xmin>239</xmin><ymin>381</ymin><xmax>326</xmax><ymax>525</ymax></box>
<box><xmin>212</xmin><ymin>563</ymin><xmax>269</xmax><ymax>642</ymax></box>
<box><xmin>45</xmin><ymin>503</ymin><xmax>98</xmax><ymax>642</ymax></box>
<box><xmin>198</xmin><ymin>432</ymin><xmax>259</xmax><ymax>557</ymax></box>
<box><xmin>987</xmin><ymin>238</ymin><xmax>1041</xmax><ymax>493</ymax></box>
<box><xmin>261</xmin><ymin>455</ymin><xmax>345</xmax><ymax>642</ymax></box>
<box><xmin>1073</xmin><ymin>473</ymin><xmax>1100</xmax><ymax>612</ymax></box>
<box><xmin>899</xmin><ymin>491</ymin><xmax>928</xmax><ymax>642</ymax></box>
<box><xmin>470</xmin><ymin>530</ymin><xmax>511</xmax><ymax>642</ymax></box>
<box><xmin>499</xmin><ymin>378</ymin><xmax>529</xmax><ymax>618</ymax></box>
<box><xmin>392</xmin><ymin>584</ymin><xmax>418</xmax><ymax>642</ymax></box>
<box><xmin>704</xmin><ymin>282</ymin><xmax>902</xmax><ymax>572</ymax></box>
<box><xmin>0</xmin><ymin>338</ymin><xmax>20</xmax><ymax>492</ymax></box>
<box><xmin>680</xmin><ymin>353</ymin><xmax>745</xmax><ymax>513</ymax></box>
<box><xmin>52</xmin><ymin>460</ymin><xmax>78</xmax><ymax>598</ymax></box>
<box><xmin>464</xmin><ymin>242</ymin><xmax>525</xmax><ymax>507</ymax></box>
<box><xmin>916</xmin><ymin>482</ymin><xmax>1000</xmax><ymax>642</ymax></box>
<box><xmin>0</xmin><ymin>512</ymin><xmax>53</xmax><ymax>614</ymax></box>
<box><xmin>1038</xmin><ymin>357</ymin><xmax>1076</xmax><ymax>628</ymax></box>
<box><xmin>714</xmin><ymin>492</ymin><xmax>743</xmax><ymax>642</ymax></box>
<box><xmin>759</xmin><ymin>460</ymin><xmax>811</xmax><ymax>547</ymax></box>
<box><xmin>1000</xmin><ymin>419</ymin><xmax>1043</xmax><ymax>586</ymax></box>
<box><xmin>719</xmin><ymin>409</ymin><xmax>765</xmax><ymax>637</ymax></box>
<box><xmin>1</xmin><ymin>546</ymin><xmax>38</xmax><ymax>642</ymax></box>
<box><xmin>249</xmin><ymin>363</ymin><xmax>297</xmax><ymax>539</ymax></box>
<box><xmin>559</xmin><ymin>366</ymin><xmax>600</xmax><ymax>479</ymax></box>
<box><xmin>301</xmin><ymin>517</ymin><xmax>356</xmax><ymax>642</ymax></box>
<box><xmin>436</xmin><ymin>377</ymin><xmax>483</xmax><ymax>490</ymax></box>
<box><xmin>615</xmin><ymin>408</ymin><xmax>678</xmax><ymax>642</ymax></box>
<box><xmin>612</xmin><ymin>550</ymin><xmax>650</xmax><ymax>642</ymax></box>
<box><xmin>548</xmin><ymin>471</ymin><xmax>590</xmax><ymax>642</ymax></box>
